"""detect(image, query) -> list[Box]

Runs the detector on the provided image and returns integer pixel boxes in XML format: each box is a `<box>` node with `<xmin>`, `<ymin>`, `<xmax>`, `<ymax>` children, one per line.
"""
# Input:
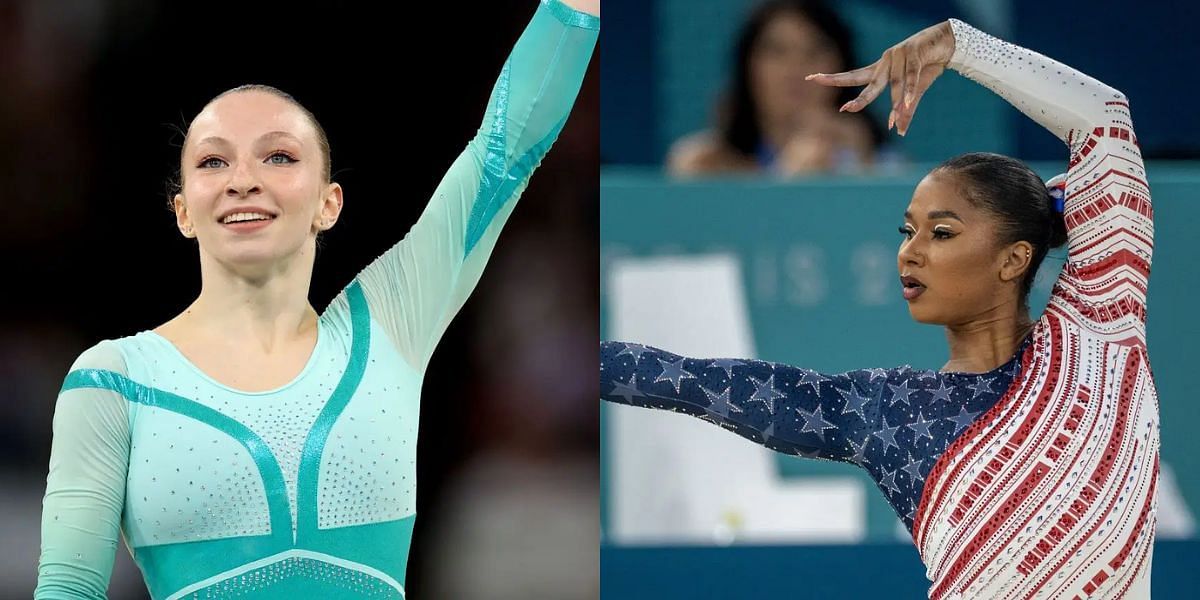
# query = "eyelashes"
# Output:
<box><xmin>266</xmin><ymin>152</ymin><xmax>298</xmax><ymax>165</ymax></box>
<box><xmin>898</xmin><ymin>226</ymin><xmax>954</xmax><ymax>240</ymax></box>
<box><xmin>195</xmin><ymin>151</ymin><xmax>299</xmax><ymax>169</ymax></box>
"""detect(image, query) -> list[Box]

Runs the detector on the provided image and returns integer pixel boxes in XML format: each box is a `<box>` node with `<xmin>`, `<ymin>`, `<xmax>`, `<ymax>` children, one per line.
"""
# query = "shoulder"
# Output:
<box><xmin>68</xmin><ymin>338</ymin><xmax>131</xmax><ymax>374</ymax></box>
<box><xmin>666</xmin><ymin>130</ymin><xmax>754</xmax><ymax>175</ymax></box>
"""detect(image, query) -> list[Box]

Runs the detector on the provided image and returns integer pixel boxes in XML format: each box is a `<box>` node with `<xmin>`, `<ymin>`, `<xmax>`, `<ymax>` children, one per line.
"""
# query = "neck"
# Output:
<box><xmin>180</xmin><ymin>243</ymin><xmax>318</xmax><ymax>353</ymax></box>
<box><xmin>941</xmin><ymin>301</ymin><xmax>1035</xmax><ymax>374</ymax></box>
<box><xmin>759</xmin><ymin>115</ymin><xmax>796</xmax><ymax>153</ymax></box>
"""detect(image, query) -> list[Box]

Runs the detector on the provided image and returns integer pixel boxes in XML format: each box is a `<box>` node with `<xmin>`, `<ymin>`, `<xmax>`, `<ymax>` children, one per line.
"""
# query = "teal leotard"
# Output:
<box><xmin>35</xmin><ymin>2</ymin><xmax>598</xmax><ymax>598</ymax></box>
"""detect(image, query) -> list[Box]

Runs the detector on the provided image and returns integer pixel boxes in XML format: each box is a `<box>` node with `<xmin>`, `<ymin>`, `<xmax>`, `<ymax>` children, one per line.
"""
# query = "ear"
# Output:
<box><xmin>999</xmin><ymin>240</ymin><xmax>1034</xmax><ymax>284</ymax></box>
<box><xmin>174</xmin><ymin>194</ymin><xmax>195</xmax><ymax>238</ymax></box>
<box><xmin>314</xmin><ymin>182</ymin><xmax>344</xmax><ymax>232</ymax></box>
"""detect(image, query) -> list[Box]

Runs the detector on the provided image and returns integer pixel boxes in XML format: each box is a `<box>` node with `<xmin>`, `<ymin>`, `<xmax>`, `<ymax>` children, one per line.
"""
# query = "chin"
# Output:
<box><xmin>906</xmin><ymin>303</ymin><xmax>943</xmax><ymax>325</ymax></box>
<box><xmin>220</xmin><ymin>242</ymin><xmax>281</xmax><ymax>261</ymax></box>
<box><xmin>213</xmin><ymin>243</ymin><xmax>298</xmax><ymax>272</ymax></box>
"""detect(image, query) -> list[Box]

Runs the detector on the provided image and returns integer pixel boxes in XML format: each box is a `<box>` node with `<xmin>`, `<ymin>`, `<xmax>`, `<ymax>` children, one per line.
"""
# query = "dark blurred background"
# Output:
<box><xmin>0</xmin><ymin>1</ymin><xmax>598</xmax><ymax>598</ymax></box>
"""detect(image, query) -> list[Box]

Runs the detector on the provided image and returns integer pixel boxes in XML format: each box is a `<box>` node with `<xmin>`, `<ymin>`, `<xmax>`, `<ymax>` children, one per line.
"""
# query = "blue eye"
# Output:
<box><xmin>267</xmin><ymin>152</ymin><xmax>297</xmax><ymax>165</ymax></box>
<box><xmin>198</xmin><ymin>156</ymin><xmax>226</xmax><ymax>169</ymax></box>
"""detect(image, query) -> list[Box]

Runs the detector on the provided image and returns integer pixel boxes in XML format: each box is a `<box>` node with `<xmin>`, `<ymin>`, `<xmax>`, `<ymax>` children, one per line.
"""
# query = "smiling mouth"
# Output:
<box><xmin>220</xmin><ymin>213</ymin><xmax>276</xmax><ymax>225</ymax></box>
<box><xmin>220</xmin><ymin>216</ymin><xmax>276</xmax><ymax>232</ymax></box>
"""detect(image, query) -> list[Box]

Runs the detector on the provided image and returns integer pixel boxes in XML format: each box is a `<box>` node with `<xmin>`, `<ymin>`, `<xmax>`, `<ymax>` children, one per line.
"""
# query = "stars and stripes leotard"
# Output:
<box><xmin>601</xmin><ymin>19</ymin><xmax>1158</xmax><ymax>599</ymax></box>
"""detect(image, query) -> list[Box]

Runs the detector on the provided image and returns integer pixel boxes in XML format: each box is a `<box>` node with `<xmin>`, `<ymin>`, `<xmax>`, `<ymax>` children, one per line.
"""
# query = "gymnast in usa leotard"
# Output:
<box><xmin>602</xmin><ymin>18</ymin><xmax>1157</xmax><ymax>599</ymax></box>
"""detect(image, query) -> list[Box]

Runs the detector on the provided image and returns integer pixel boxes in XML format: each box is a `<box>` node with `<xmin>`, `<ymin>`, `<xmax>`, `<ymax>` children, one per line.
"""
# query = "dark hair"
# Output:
<box><xmin>719</xmin><ymin>0</ymin><xmax>882</xmax><ymax>156</ymax></box>
<box><xmin>169</xmin><ymin>84</ymin><xmax>332</xmax><ymax>200</ymax></box>
<box><xmin>933</xmin><ymin>152</ymin><xmax>1069</xmax><ymax>312</ymax></box>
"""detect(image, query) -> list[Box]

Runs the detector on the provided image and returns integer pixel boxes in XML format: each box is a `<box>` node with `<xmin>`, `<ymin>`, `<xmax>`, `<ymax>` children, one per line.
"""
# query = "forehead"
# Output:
<box><xmin>760</xmin><ymin>11</ymin><xmax>822</xmax><ymax>44</ymax></box>
<box><xmin>187</xmin><ymin>91</ymin><xmax>314</xmax><ymax>150</ymax></box>
<box><xmin>905</xmin><ymin>172</ymin><xmax>979</xmax><ymax>220</ymax></box>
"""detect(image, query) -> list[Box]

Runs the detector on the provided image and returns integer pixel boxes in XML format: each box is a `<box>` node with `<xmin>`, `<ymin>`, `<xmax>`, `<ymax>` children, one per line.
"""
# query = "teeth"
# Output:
<box><xmin>222</xmin><ymin>212</ymin><xmax>273</xmax><ymax>224</ymax></box>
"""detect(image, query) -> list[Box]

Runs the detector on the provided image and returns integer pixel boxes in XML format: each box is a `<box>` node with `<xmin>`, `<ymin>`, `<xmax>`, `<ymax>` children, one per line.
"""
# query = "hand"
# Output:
<box><xmin>776</xmin><ymin>115</ymin><xmax>871</xmax><ymax>176</ymax></box>
<box><xmin>805</xmin><ymin>21</ymin><xmax>955</xmax><ymax>136</ymax></box>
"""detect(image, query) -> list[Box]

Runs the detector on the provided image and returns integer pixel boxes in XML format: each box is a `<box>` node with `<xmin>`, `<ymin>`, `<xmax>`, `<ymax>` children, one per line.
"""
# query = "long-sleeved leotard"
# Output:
<box><xmin>601</xmin><ymin>19</ymin><xmax>1157</xmax><ymax>600</ymax></box>
<box><xmin>600</xmin><ymin>337</ymin><xmax>1034</xmax><ymax>531</ymax></box>
<box><xmin>35</xmin><ymin>2</ymin><xmax>598</xmax><ymax>599</ymax></box>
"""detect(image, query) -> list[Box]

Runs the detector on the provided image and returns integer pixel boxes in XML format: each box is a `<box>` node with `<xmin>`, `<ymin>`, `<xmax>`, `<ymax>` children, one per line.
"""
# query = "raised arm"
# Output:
<box><xmin>347</xmin><ymin>0</ymin><xmax>599</xmax><ymax>370</ymax></box>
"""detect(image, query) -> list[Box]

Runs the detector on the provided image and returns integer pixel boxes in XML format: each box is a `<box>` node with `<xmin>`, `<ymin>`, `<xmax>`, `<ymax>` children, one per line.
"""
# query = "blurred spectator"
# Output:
<box><xmin>667</xmin><ymin>0</ymin><xmax>887</xmax><ymax>177</ymax></box>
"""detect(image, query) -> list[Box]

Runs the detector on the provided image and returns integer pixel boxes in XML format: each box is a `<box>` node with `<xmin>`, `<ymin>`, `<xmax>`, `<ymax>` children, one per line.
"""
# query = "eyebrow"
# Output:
<box><xmin>903</xmin><ymin>209</ymin><xmax>965</xmax><ymax>223</ymax></box>
<box><xmin>195</xmin><ymin>131</ymin><xmax>302</xmax><ymax>148</ymax></box>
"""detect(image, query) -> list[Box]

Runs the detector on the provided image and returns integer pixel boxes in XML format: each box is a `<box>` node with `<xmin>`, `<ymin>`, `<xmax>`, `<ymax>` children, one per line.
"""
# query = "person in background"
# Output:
<box><xmin>667</xmin><ymin>0</ymin><xmax>884</xmax><ymax>177</ymax></box>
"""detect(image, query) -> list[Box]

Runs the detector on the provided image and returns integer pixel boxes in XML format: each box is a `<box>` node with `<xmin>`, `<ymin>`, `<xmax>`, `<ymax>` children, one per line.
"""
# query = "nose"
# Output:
<box><xmin>225</xmin><ymin>160</ymin><xmax>261</xmax><ymax>197</ymax></box>
<box><xmin>898</xmin><ymin>236</ymin><xmax>924</xmax><ymax>269</ymax></box>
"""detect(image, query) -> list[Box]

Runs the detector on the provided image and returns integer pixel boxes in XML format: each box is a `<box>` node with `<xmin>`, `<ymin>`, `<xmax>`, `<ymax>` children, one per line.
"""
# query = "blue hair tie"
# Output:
<box><xmin>1046</xmin><ymin>173</ymin><xmax>1068</xmax><ymax>214</ymax></box>
<box><xmin>1051</xmin><ymin>194</ymin><xmax>1065</xmax><ymax>213</ymax></box>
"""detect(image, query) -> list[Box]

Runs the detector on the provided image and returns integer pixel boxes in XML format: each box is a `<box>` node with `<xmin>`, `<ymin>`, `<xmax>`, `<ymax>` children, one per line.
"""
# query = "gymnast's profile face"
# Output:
<box><xmin>175</xmin><ymin>90</ymin><xmax>341</xmax><ymax>275</ymax></box>
<box><xmin>898</xmin><ymin>172</ymin><xmax>1015</xmax><ymax>326</ymax></box>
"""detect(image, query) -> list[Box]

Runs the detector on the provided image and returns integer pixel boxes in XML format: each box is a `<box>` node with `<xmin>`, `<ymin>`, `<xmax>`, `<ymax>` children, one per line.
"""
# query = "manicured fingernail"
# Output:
<box><xmin>888</xmin><ymin>112</ymin><xmax>895</xmax><ymax>130</ymax></box>
<box><xmin>840</xmin><ymin>102</ymin><xmax>851</xmax><ymax>112</ymax></box>
<box><xmin>805</xmin><ymin>74</ymin><xmax>818</xmax><ymax>80</ymax></box>
<box><xmin>904</xmin><ymin>92</ymin><xmax>914</xmax><ymax>107</ymax></box>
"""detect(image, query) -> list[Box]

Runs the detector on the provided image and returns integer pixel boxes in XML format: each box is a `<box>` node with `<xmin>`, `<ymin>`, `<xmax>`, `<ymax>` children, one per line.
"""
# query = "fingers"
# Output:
<box><xmin>903</xmin><ymin>55</ymin><xmax>922</xmax><ymax>112</ymax></box>
<box><xmin>813</xmin><ymin>30</ymin><xmax>952</xmax><ymax>136</ymax></box>
<box><xmin>805</xmin><ymin>64</ymin><xmax>875</xmax><ymax>87</ymax></box>
<box><xmin>896</xmin><ymin>64</ymin><xmax>943</xmax><ymax>136</ymax></box>
<box><xmin>888</xmin><ymin>52</ymin><xmax>905</xmax><ymax>131</ymax></box>
<box><xmin>839</xmin><ymin>59</ymin><xmax>890</xmax><ymax>113</ymax></box>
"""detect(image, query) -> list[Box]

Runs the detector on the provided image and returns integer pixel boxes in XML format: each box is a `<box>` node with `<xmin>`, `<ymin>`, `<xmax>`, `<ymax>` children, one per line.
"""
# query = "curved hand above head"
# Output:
<box><xmin>806</xmin><ymin>21</ymin><xmax>955</xmax><ymax>136</ymax></box>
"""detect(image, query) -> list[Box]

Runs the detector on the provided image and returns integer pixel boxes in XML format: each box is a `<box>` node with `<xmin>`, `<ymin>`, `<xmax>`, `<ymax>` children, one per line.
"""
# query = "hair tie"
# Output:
<box><xmin>1045</xmin><ymin>173</ymin><xmax>1067</xmax><ymax>214</ymax></box>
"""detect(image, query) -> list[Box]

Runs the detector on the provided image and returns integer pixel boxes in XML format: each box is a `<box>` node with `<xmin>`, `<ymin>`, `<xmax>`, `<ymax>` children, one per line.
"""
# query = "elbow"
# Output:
<box><xmin>34</xmin><ymin>582</ymin><xmax>106</xmax><ymax>600</ymax></box>
<box><xmin>1111</xmin><ymin>87</ymin><xmax>1129</xmax><ymax>106</ymax></box>
<box><xmin>35</xmin><ymin>562</ymin><xmax>108</xmax><ymax>600</ymax></box>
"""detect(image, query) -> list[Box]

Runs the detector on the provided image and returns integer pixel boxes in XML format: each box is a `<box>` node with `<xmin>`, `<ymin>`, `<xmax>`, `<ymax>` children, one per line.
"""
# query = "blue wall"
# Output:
<box><xmin>601</xmin><ymin>0</ymin><xmax>1200</xmax><ymax>165</ymax></box>
<box><xmin>601</xmin><ymin>164</ymin><xmax>1200</xmax><ymax>594</ymax></box>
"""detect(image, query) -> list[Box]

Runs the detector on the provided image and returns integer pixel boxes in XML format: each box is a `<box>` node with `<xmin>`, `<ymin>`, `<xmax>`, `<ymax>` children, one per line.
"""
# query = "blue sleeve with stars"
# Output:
<box><xmin>600</xmin><ymin>338</ymin><xmax>1030</xmax><ymax>531</ymax></box>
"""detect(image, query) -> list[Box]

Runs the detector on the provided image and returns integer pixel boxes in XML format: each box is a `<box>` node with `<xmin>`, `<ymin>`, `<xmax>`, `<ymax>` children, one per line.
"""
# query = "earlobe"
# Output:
<box><xmin>322</xmin><ymin>183</ymin><xmax>344</xmax><ymax>227</ymax></box>
<box><xmin>174</xmin><ymin>194</ymin><xmax>194</xmax><ymax>237</ymax></box>
<box><xmin>1000</xmin><ymin>247</ymin><xmax>1029</xmax><ymax>283</ymax></box>
<box><xmin>328</xmin><ymin>182</ymin><xmax>344</xmax><ymax>211</ymax></box>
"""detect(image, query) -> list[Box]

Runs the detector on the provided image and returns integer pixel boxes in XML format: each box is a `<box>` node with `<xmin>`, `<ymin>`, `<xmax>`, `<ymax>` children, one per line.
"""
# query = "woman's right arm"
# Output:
<box><xmin>36</xmin><ymin>341</ymin><xmax>131</xmax><ymax>599</ymax></box>
<box><xmin>601</xmin><ymin>341</ymin><xmax>889</xmax><ymax>463</ymax></box>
